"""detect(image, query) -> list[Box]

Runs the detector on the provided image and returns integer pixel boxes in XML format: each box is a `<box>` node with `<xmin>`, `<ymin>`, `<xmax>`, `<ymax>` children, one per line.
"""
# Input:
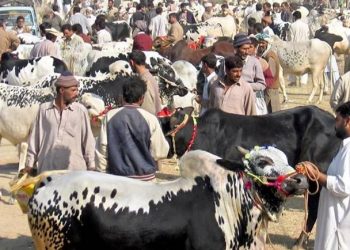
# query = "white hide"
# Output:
<box><xmin>171</xmin><ymin>60</ymin><xmax>200</xmax><ymax>115</ymax></box>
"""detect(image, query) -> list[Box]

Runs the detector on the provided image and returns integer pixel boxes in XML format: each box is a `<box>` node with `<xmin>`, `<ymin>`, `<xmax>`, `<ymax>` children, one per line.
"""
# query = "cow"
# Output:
<box><xmin>156</xmin><ymin>40</ymin><xmax>234</xmax><ymax>65</ymax></box>
<box><xmin>105</xmin><ymin>21</ymin><xmax>131</xmax><ymax>41</ymax></box>
<box><xmin>184</xmin><ymin>22</ymin><xmax>224</xmax><ymax>44</ymax></box>
<box><xmin>267</xmin><ymin>35</ymin><xmax>332</xmax><ymax>103</ymax></box>
<box><xmin>0</xmin><ymin>56</ymin><xmax>68</xmax><ymax>86</ymax></box>
<box><xmin>27</xmin><ymin>148</ymin><xmax>308</xmax><ymax>250</ymax></box>
<box><xmin>160</xmin><ymin>106</ymin><xmax>340</xmax><ymax>248</ymax></box>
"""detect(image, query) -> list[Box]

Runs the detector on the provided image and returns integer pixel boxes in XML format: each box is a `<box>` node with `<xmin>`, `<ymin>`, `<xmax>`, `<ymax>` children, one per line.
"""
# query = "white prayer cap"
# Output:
<box><xmin>204</xmin><ymin>2</ymin><xmax>212</xmax><ymax>7</ymax></box>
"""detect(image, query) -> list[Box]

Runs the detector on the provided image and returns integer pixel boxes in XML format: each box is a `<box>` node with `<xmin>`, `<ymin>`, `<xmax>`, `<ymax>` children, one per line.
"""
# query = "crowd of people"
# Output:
<box><xmin>0</xmin><ymin>0</ymin><xmax>349</xmax><ymax>248</ymax></box>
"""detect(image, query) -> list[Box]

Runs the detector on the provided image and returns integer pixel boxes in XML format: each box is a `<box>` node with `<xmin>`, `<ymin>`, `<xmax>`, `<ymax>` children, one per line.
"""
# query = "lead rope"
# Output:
<box><xmin>295</xmin><ymin>162</ymin><xmax>320</xmax><ymax>237</ymax></box>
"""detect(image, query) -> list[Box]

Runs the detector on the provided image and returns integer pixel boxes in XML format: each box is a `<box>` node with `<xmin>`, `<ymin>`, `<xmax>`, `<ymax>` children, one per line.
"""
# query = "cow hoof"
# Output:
<box><xmin>292</xmin><ymin>231</ymin><xmax>309</xmax><ymax>250</ymax></box>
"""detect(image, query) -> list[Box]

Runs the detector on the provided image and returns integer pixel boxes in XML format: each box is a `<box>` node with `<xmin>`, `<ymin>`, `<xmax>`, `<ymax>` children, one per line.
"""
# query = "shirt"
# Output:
<box><xmin>61</xmin><ymin>33</ymin><xmax>85</xmax><ymax>74</ymax></box>
<box><xmin>314</xmin><ymin>137</ymin><xmax>350</xmax><ymax>250</ymax></box>
<box><xmin>95</xmin><ymin>105</ymin><xmax>169</xmax><ymax>180</ymax></box>
<box><xmin>29</xmin><ymin>39</ymin><xmax>60</xmax><ymax>59</ymax></box>
<box><xmin>149</xmin><ymin>14</ymin><xmax>168</xmax><ymax>39</ymax></box>
<box><xmin>209</xmin><ymin>77</ymin><xmax>256</xmax><ymax>115</ymax></box>
<box><xmin>97</xmin><ymin>29</ymin><xmax>112</xmax><ymax>44</ymax></box>
<box><xmin>140</xmin><ymin>70</ymin><xmax>162</xmax><ymax>115</ymax></box>
<box><xmin>288</xmin><ymin>19</ymin><xmax>310</xmax><ymax>42</ymax></box>
<box><xmin>241</xmin><ymin>55</ymin><xmax>266</xmax><ymax>91</ymax></box>
<box><xmin>26</xmin><ymin>101</ymin><xmax>96</xmax><ymax>173</ymax></box>
<box><xmin>69</xmin><ymin>12</ymin><xmax>92</xmax><ymax>34</ymax></box>
<box><xmin>201</xmin><ymin>71</ymin><xmax>218</xmax><ymax>114</ymax></box>
<box><xmin>167</xmin><ymin>22</ymin><xmax>184</xmax><ymax>44</ymax></box>
<box><xmin>330</xmin><ymin>71</ymin><xmax>350</xmax><ymax>111</ymax></box>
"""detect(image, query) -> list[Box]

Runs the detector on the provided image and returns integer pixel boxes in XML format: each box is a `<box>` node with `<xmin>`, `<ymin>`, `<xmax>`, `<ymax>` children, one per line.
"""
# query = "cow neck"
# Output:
<box><xmin>168</xmin><ymin>115</ymin><xmax>197</xmax><ymax>157</ymax></box>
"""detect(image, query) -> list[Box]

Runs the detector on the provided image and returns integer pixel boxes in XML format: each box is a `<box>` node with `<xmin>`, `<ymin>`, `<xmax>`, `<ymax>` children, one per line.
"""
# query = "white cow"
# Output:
<box><xmin>268</xmin><ymin>36</ymin><xmax>332</xmax><ymax>103</ymax></box>
<box><xmin>172</xmin><ymin>60</ymin><xmax>200</xmax><ymax>115</ymax></box>
<box><xmin>205</xmin><ymin>15</ymin><xmax>237</xmax><ymax>38</ymax></box>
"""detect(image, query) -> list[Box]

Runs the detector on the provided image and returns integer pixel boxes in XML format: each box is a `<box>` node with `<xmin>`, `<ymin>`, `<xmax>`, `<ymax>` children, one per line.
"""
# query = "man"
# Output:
<box><xmin>256</xmin><ymin>33</ymin><xmax>281</xmax><ymax>113</ymax></box>
<box><xmin>301</xmin><ymin>101</ymin><xmax>350</xmax><ymax>250</ymax></box>
<box><xmin>95</xmin><ymin>76</ymin><xmax>169</xmax><ymax>181</ymax></box>
<box><xmin>61</xmin><ymin>24</ymin><xmax>85</xmax><ymax>74</ymax></box>
<box><xmin>42</xmin><ymin>8</ymin><xmax>63</xmax><ymax>31</ymax></box>
<box><xmin>262</xmin><ymin>2</ymin><xmax>272</xmax><ymax>15</ymax></box>
<box><xmin>85</xmin><ymin>7</ymin><xmax>96</xmax><ymax>28</ymax></box>
<box><xmin>69</xmin><ymin>6</ymin><xmax>92</xmax><ymax>35</ymax></box>
<box><xmin>261</xmin><ymin>16</ymin><xmax>275</xmax><ymax>36</ymax></box>
<box><xmin>72</xmin><ymin>23</ymin><xmax>91</xmax><ymax>44</ymax></box>
<box><xmin>132</xmin><ymin>21</ymin><xmax>153</xmax><ymax>51</ymax></box>
<box><xmin>129</xmin><ymin>50</ymin><xmax>161</xmax><ymax>115</ymax></box>
<box><xmin>130</xmin><ymin>3</ymin><xmax>147</xmax><ymax>32</ymax></box>
<box><xmin>220</xmin><ymin>3</ymin><xmax>233</xmax><ymax>17</ymax></box>
<box><xmin>209</xmin><ymin>55</ymin><xmax>256</xmax><ymax>115</ymax></box>
<box><xmin>94</xmin><ymin>19</ymin><xmax>112</xmax><ymax>44</ymax></box>
<box><xmin>30</xmin><ymin>28</ymin><xmax>61</xmax><ymax>59</ymax></box>
<box><xmin>234</xmin><ymin>33</ymin><xmax>267</xmax><ymax>115</ymax></box>
<box><xmin>288</xmin><ymin>10</ymin><xmax>310</xmax><ymax>86</ymax></box>
<box><xmin>148</xmin><ymin>7</ymin><xmax>168</xmax><ymax>40</ymax></box>
<box><xmin>280</xmin><ymin>2</ymin><xmax>292</xmax><ymax>22</ymax></box>
<box><xmin>12</xmin><ymin>16</ymin><xmax>31</xmax><ymax>34</ymax></box>
<box><xmin>202</xmin><ymin>2</ymin><xmax>213</xmax><ymax>21</ymax></box>
<box><xmin>248</xmin><ymin>3</ymin><xmax>264</xmax><ymax>24</ymax></box>
<box><xmin>164</xmin><ymin>13</ymin><xmax>184</xmax><ymax>46</ymax></box>
<box><xmin>198</xmin><ymin>53</ymin><xmax>218</xmax><ymax>115</ymax></box>
<box><xmin>25</xmin><ymin>73</ymin><xmax>95</xmax><ymax>174</ymax></box>
<box><xmin>177</xmin><ymin>3</ymin><xmax>196</xmax><ymax>24</ymax></box>
<box><xmin>0</xmin><ymin>19</ymin><xmax>20</xmax><ymax>59</ymax></box>
<box><xmin>106</xmin><ymin>0</ymin><xmax>119</xmax><ymax>22</ymax></box>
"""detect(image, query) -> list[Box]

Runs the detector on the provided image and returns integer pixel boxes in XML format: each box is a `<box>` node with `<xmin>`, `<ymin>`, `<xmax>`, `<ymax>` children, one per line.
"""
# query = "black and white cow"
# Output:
<box><xmin>161</xmin><ymin>106</ymin><xmax>340</xmax><ymax>248</ymax></box>
<box><xmin>28</xmin><ymin>148</ymin><xmax>308</xmax><ymax>250</ymax></box>
<box><xmin>0</xmin><ymin>56</ymin><xmax>68</xmax><ymax>86</ymax></box>
<box><xmin>106</xmin><ymin>21</ymin><xmax>131</xmax><ymax>41</ymax></box>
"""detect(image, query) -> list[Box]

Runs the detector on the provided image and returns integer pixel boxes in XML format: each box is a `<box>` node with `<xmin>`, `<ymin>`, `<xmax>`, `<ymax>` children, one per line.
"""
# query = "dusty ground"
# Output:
<box><xmin>0</xmin><ymin>82</ymin><xmax>333</xmax><ymax>249</ymax></box>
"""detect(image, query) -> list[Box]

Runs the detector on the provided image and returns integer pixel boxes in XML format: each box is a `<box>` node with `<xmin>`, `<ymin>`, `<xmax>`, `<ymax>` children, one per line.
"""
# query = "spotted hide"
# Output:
<box><xmin>0</xmin><ymin>56</ymin><xmax>68</xmax><ymax>86</ymax></box>
<box><xmin>28</xmin><ymin>149</ymin><xmax>308</xmax><ymax>250</ymax></box>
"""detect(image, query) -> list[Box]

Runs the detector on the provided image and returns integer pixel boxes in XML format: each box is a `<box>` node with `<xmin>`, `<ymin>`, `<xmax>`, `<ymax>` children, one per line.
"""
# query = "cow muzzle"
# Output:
<box><xmin>281</xmin><ymin>173</ymin><xmax>309</xmax><ymax>196</ymax></box>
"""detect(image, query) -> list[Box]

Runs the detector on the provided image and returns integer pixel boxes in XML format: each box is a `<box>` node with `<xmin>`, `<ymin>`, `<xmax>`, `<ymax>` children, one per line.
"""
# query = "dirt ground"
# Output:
<box><xmin>0</xmin><ymin>82</ymin><xmax>334</xmax><ymax>249</ymax></box>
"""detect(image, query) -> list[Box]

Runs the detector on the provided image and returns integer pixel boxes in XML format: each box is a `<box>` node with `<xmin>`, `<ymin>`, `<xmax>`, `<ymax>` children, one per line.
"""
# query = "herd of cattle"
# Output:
<box><xmin>2</xmin><ymin>3</ymin><xmax>350</xmax><ymax>249</ymax></box>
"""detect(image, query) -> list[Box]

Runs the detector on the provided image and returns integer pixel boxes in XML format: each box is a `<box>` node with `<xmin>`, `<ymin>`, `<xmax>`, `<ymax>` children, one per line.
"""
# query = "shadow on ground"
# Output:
<box><xmin>0</xmin><ymin>235</ymin><xmax>34</xmax><ymax>250</ymax></box>
<box><xmin>268</xmin><ymin>233</ymin><xmax>315</xmax><ymax>250</ymax></box>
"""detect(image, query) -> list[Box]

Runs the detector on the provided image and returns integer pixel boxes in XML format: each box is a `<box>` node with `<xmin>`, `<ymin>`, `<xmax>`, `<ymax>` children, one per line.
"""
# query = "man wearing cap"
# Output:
<box><xmin>30</xmin><ymin>27</ymin><xmax>62</xmax><ymax>59</ymax></box>
<box><xmin>25</xmin><ymin>73</ymin><xmax>95</xmax><ymax>174</ymax></box>
<box><xmin>202</xmin><ymin>2</ymin><xmax>213</xmax><ymax>21</ymax></box>
<box><xmin>233</xmin><ymin>33</ymin><xmax>267</xmax><ymax>115</ymax></box>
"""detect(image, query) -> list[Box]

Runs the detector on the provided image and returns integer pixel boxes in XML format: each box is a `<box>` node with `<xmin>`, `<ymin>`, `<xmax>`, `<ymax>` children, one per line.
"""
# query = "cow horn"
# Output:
<box><xmin>237</xmin><ymin>146</ymin><xmax>249</xmax><ymax>155</ymax></box>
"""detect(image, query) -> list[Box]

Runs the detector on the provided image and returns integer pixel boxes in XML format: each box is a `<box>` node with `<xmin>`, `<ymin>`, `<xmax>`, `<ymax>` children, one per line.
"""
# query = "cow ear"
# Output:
<box><xmin>216</xmin><ymin>159</ymin><xmax>245</xmax><ymax>172</ymax></box>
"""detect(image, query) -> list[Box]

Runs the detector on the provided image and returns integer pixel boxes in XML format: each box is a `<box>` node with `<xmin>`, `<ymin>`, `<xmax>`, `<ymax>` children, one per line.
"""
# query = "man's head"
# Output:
<box><xmin>39</xmin><ymin>22</ymin><xmax>51</xmax><ymax>36</ymax></box>
<box><xmin>61</xmin><ymin>24</ymin><xmax>73</xmax><ymax>39</ymax></box>
<box><xmin>136</xmin><ymin>3</ymin><xmax>145</xmax><ymax>12</ymax></box>
<box><xmin>281</xmin><ymin>1</ymin><xmax>289</xmax><ymax>11</ymax></box>
<box><xmin>335</xmin><ymin>101</ymin><xmax>350</xmax><ymax>139</ymax></box>
<box><xmin>201</xmin><ymin>53</ymin><xmax>217</xmax><ymax>75</ymax></box>
<box><xmin>254</xmin><ymin>22</ymin><xmax>264</xmax><ymax>33</ymax></box>
<box><xmin>225</xmin><ymin>55</ymin><xmax>244</xmax><ymax>84</ymax></box>
<box><xmin>122</xmin><ymin>76</ymin><xmax>147</xmax><ymax>105</ymax></box>
<box><xmin>16</xmin><ymin>16</ymin><xmax>25</xmax><ymax>28</ymax></box>
<box><xmin>156</xmin><ymin>6</ymin><xmax>163</xmax><ymax>15</ymax></box>
<box><xmin>73</xmin><ymin>6</ymin><xmax>81</xmax><ymax>14</ymax></box>
<box><xmin>256</xmin><ymin>3</ymin><xmax>262</xmax><ymax>11</ymax></box>
<box><xmin>168</xmin><ymin>13</ymin><xmax>178</xmax><ymax>24</ymax></box>
<box><xmin>273</xmin><ymin>2</ymin><xmax>280</xmax><ymax>13</ymax></box>
<box><xmin>180</xmin><ymin>3</ymin><xmax>188</xmax><ymax>12</ymax></box>
<box><xmin>108</xmin><ymin>0</ymin><xmax>114</xmax><ymax>8</ymax></box>
<box><xmin>263</xmin><ymin>2</ymin><xmax>271</xmax><ymax>14</ymax></box>
<box><xmin>45</xmin><ymin>28</ymin><xmax>61</xmax><ymax>42</ymax></box>
<box><xmin>293</xmin><ymin>10</ymin><xmax>301</xmax><ymax>21</ymax></box>
<box><xmin>129</xmin><ymin>50</ymin><xmax>146</xmax><ymax>71</ymax></box>
<box><xmin>55</xmin><ymin>72</ymin><xmax>79</xmax><ymax>105</ymax></box>
<box><xmin>233</xmin><ymin>33</ymin><xmax>252</xmax><ymax>60</ymax></box>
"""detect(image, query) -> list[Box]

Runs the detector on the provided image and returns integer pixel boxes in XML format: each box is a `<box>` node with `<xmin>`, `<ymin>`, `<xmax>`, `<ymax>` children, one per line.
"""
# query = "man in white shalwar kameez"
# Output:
<box><xmin>303</xmin><ymin>101</ymin><xmax>350</xmax><ymax>250</ymax></box>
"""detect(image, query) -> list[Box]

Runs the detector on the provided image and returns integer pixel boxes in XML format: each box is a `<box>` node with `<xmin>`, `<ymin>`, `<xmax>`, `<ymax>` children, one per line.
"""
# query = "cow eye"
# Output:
<box><xmin>86</xmin><ymin>105</ymin><xmax>92</xmax><ymax>109</ymax></box>
<box><xmin>256</xmin><ymin>158</ymin><xmax>274</xmax><ymax>167</ymax></box>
